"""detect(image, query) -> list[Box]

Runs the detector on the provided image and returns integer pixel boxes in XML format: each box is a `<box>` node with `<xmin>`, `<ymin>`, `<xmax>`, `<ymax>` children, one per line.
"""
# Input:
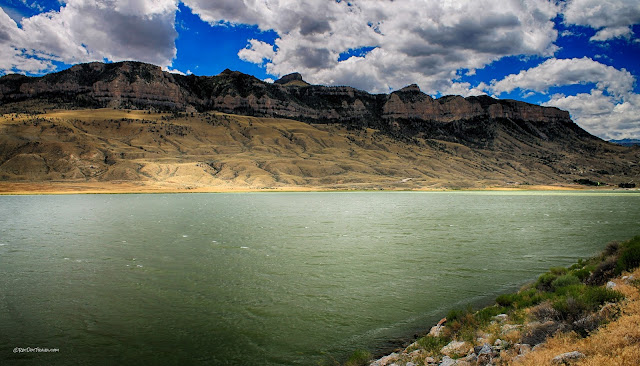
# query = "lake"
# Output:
<box><xmin>1</xmin><ymin>191</ymin><xmax>639</xmax><ymax>365</ymax></box>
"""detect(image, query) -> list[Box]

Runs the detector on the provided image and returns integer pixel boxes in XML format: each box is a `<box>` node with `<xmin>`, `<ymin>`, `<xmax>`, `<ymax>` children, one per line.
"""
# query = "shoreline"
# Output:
<box><xmin>0</xmin><ymin>181</ymin><xmax>632</xmax><ymax>195</ymax></box>
<box><xmin>359</xmin><ymin>236</ymin><xmax>640</xmax><ymax>366</ymax></box>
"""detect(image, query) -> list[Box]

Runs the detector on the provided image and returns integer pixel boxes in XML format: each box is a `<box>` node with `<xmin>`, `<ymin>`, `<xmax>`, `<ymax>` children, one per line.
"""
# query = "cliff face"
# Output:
<box><xmin>0</xmin><ymin>61</ymin><xmax>578</xmax><ymax>145</ymax></box>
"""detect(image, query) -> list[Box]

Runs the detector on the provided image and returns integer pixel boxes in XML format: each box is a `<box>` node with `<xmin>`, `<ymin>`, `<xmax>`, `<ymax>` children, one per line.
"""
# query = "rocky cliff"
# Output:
<box><xmin>0</xmin><ymin>61</ymin><xmax>581</xmax><ymax>147</ymax></box>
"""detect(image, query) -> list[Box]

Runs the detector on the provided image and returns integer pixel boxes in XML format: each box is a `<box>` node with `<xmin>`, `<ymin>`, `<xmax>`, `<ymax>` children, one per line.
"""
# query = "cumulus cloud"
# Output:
<box><xmin>563</xmin><ymin>0</ymin><xmax>640</xmax><ymax>41</ymax></box>
<box><xmin>488</xmin><ymin>57</ymin><xmax>639</xmax><ymax>139</ymax></box>
<box><xmin>182</xmin><ymin>0</ymin><xmax>560</xmax><ymax>93</ymax></box>
<box><xmin>238</xmin><ymin>39</ymin><xmax>275</xmax><ymax>65</ymax></box>
<box><xmin>0</xmin><ymin>0</ymin><xmax>178</xmax><ymax>75</ymax></box>
<box><xmin>544</xmin><ymin>91</ymin><xmax>640</xmax><ymax>140</ymax></box>
<box><xmin>0</xmin><ymin>8</ymin><xmax>55</xmax><ymax>74</ymax></box>
<box><xmin>489</xmin><ymin>57</ymin><xmax>635</xmax><ymax>97</ymax></box>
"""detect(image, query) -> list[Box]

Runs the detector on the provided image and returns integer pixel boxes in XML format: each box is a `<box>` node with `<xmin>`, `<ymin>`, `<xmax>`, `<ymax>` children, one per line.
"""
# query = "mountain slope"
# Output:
<box><xmin>0</xmin><ymin>109</ymin><xmax>637</xmax><ymax>190</ymax></box>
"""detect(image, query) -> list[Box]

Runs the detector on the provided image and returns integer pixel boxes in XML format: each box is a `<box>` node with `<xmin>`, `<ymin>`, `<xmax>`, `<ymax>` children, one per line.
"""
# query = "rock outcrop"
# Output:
<box><xmin>0</xmin><ymin>61</ymin><xmax>587</xmax><ymax>147</ymax></box>
<box><xmin>273</xmin><ymin>72</ymin><xmax>308</xmax><ymax>86</ymax></box>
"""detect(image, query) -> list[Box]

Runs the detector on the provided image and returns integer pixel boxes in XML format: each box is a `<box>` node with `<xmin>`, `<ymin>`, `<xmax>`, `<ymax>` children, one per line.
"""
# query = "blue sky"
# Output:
<box><xmin>0</xmin><ymin>0</ymin><xmax>639</xmax><ymax>140</ymax></box>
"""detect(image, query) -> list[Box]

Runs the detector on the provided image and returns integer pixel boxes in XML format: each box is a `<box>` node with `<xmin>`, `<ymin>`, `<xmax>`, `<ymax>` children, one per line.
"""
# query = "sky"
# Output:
<box><xmin>0</xmin><ymin>0</ymin><xmax>639</xmax><ymax>140</ymax></box>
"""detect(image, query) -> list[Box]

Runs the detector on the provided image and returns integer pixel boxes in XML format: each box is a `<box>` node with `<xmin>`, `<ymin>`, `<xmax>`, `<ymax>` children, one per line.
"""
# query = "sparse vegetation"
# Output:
<box><xmin>344</xmin><ymin>349</ymin><xmax>371</xmax><ymax>366</ymax></box>
<box><xmin>1</xmin><ymin>105</ymin><xmax>639</xmax><ymax>193</ymax></box>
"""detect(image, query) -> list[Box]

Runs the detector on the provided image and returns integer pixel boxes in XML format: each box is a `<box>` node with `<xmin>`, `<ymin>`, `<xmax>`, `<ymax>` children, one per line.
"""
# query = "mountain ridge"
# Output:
<box><xmin>0</xmin><ymin>61</ymin><xmax>573</xmax><ymax>139</ymax></box>
<box><xmin>1</xmin><ymin>61</ymin><xmax>638</xmax><ymax>191</ymax></box>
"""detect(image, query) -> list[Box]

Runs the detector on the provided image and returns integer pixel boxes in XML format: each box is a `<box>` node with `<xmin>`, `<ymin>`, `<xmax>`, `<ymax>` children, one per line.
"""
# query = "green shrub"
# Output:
<box><xmin>551</xmin><ymin>284</ymin><xmax>623</xmax><ymax>322</ymax></box>
<box><xmin>443</xmin><ymin>306</ymin><xmax>481</xmax><ymax>343</ymax></box>
<box><xmin>550</xmin><ymin>267</ymin><xmax>569</xmax><ymax>276</ymax></box>
<box><xmin>446</xmin><ymin>306</ymin><xmax>473</xmax><ymax>323</ymax></box>
<box><xmin>553</xmin><ymin>296</ymin><xmax>588</xmax><ymax>322</ymax></box>
<box><xmin>582</xmin><ymin>286</ymin><xmax>624</xmax><ymax>308</ymax></box>
<box><xmin>569</xmin><ymin>260</ymin><xmax>584</xmax><ymax>270</ymax></box>
<box><xmin>604</xmin><ymin>240</ymin><xmax>621</xmax><ymax>256</ymax></box>
<box><xmin>497</xmin><ymin>288</ymin><xmax>544</xmax><ymax>309</ymax></box>
<box><xmin>572</xmin><ymin>313</ymin><xmax>603</xmax><ymax>337</ymax></box>
<box><xmin>571</xmin><ymin>265</ymin><xmax>594</xmax><ymax>282</ymax></box>
<box><xmin>551</xmin><ymin>274</ymin><xmax>581</xmax><ymax>290</ymax></box>
<box><xmin>616</xmin><ymin>236</ymin><xmax>640</xmax><ymax>274</ymax></box>
<box><xmin>536</xmin><ymin>273</ymin><xmax>558</xmax><ymax>291</ymax></box>
<box><xmin>586</xmin><ymin>256</ymin><xmax>618</xmax><ymax>285</ymax></box>
<box><xmin>521</xmin><ymin>321</ymin><xmax>565</xmax><ymax>346</ymax></box>
<box><xmin>416</xmin><ymin>335</ymin><xmax>449</xmax><ymax>355</ymax></box>
<box><xmin>475</xmin><ymin>306</ymin><xmax>508</xmax><ymax>324</ymax></box>
<box><xmin>530</xmin><ymin>301</ymin><xmax>560</xmax><ymax>321</ymax></box>
<box><xmin>496</xmin><ymin>293</ymin><xmax>516</xmax><ymax>307</ymax></box>
<box><xmin>553</xmin><ymin>284</ymin><xmax>585</xmax><ymax>298</ymax></box>
<box><xmin>344</xmin><ymin>349</ymin><xmax>371</xmax><ymax>366</ymax></box>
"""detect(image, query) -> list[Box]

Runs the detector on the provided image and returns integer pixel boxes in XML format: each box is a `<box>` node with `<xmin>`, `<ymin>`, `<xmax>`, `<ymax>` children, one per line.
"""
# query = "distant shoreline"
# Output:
<box><xmin>0</xmin><ymin>181</ymin><xmax>636</xmax><ymax>195</ymax></box>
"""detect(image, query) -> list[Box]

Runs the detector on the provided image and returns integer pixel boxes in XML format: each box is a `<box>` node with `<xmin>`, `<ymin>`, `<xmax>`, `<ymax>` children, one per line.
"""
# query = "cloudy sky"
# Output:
<box><xmin>1</xmin><ymin>0</ymin><xmax>639</xmax><ymax>140</ymax></box>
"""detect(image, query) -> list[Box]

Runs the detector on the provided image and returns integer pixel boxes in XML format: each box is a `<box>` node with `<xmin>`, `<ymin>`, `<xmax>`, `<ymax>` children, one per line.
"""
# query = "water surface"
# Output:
<box><xmin>1</xmin><ymin>191</ymin><xmax>639</xmax><ymax>365</ymax></box>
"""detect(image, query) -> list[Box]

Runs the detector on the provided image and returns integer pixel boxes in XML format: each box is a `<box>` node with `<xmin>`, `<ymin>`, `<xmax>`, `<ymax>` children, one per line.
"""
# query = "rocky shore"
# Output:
<box><xmin>360</xmin><ymin>237</ymin><xmax>640</xmax><ymax>366</ymax></box>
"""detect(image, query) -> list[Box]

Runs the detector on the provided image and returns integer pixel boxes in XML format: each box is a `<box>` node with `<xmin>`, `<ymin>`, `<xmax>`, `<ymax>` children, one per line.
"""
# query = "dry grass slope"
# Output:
<box><xmin>514</xmin><ymin>267</ymin><xmax>640</xmax><ymax>366</ymax></box>
<box><xmin>1</xmin><ymin>108</ymin><xmax>638</xmax><ymax>193</ymax></box>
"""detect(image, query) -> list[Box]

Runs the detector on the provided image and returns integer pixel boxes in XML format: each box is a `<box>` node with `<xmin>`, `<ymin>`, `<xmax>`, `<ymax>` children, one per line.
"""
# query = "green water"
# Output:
<box><xmin>1</xmin><ymin>191</ymin><xmax>639</xmax><ymax>365</ymax></box>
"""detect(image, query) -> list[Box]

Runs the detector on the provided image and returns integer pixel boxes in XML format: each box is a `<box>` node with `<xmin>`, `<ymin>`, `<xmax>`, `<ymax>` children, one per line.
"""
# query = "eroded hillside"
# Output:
<box><xmin>1</xmin><ymin>109</ymin><xmax>638</xmax><ymax>192</ymax></box>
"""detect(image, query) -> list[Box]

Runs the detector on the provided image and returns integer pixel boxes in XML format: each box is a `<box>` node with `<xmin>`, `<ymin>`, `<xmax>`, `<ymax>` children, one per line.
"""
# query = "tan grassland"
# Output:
<box><xmin>513</xmin><ymin>267</ymin><xmax>640</xmax><ymax>366</ymax></box>
<box><xmin>1</xmin><ymin>109</ymin><xmax>638</xmax><ymax>194</ymax></box>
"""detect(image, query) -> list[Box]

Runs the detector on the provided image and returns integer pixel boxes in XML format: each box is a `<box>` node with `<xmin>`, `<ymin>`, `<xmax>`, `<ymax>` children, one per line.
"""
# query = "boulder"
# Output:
<box><xmin>551</xmin><ymin>351</ymin><xmax>586</xmax><ymax>364</ymax></box>
<box><xmin>513</xmin><ymin>343</ymin><xmax>531</xmax><ymax>355</ymax></box>
<box><xmin>493</xmin><ymin>338</ymin><xmax>509</xmax><ymax>350</ymax></box>
<box><xmin>440</xmin><ymin>340</ymin><xmax>470</xmax><ymax>357</ymax></box>
<box><xmin>501</xmin><ymin>323</ymin><xmax>521</xmax><ymax>335</ymax></box>
<box><xmin>369</xmin><ymin>352</ymin><xmax>399</xmax><ymax>366</ymax></box>
<box><xmin>424</xmin><ymin>356</ymin><xmax>436</xmax><ymax>364</ymax></box>
<box><xmin>475</xmin><ymin>343</ymin><xmax>493</xmax><ymax>355</ymax></box>
<box><xmin>476</xmin><ymin>352</ymin><xmax>492</xmax><ymax>366</ymax></box>
<box><xmin>438</xmin><ymin>356</ymin><xmax>456</xmax><ymax>366</ymax></box>
<box><xmin>429</xmin><ymin>325</ymin><xmax>444</xmax><ymax>337</ymax></box>
<box><xmin>461</xmin><ymin>353</ymin><xmax>477</xmax><ymax>363</ymax></box>
<box><xmin>493</xmin><ymin>314</ymin><xmax>508</xmax><ymax>322</ymax></box>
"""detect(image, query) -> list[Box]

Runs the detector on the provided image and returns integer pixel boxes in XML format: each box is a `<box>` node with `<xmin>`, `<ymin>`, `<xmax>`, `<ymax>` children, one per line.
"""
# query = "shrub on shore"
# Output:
<box><xmin>616</xmin><ymin>236</ymin><xmax>640</xmax><ymax>274</ymax></box>
<box><xmin>409</xmin><ymin>237</ymin><xmax>636</xmax><ymax>357</ymax></box>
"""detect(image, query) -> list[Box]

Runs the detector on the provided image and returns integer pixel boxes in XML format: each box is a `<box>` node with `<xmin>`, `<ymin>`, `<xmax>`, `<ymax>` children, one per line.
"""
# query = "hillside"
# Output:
<box><xmin>0</xmin><ymin>108</ymin><xmax>638</xmax><ymax>192</ymax></box>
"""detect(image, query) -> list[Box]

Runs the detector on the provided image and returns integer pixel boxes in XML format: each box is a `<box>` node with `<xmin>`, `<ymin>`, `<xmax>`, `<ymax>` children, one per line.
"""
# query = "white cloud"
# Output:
<box><xmin>439</xmin><ymin>82</ymin><xmax>486</xmax><ymax>97</ymax></box>
<box><xmin>488</xmin><ymin>57</ymin><xmax>639</xmax><ymax>139</ymax></box>
<box><xmin>489</xmin><ymin>57</ymin><xmax>635</xmax><ymax>98</ymax></box>
<box><xmin>591</xmin><ymin>26</ymin><xmax>633</xmax><ymax>41</ymax></box>
<box><xmin>162</xmin><ymin>66</ymin><xmax>192</xmax><ymax>75</ymax></box>
<box><xmin>0</xmin><ymin>0</ymin><xmax>178</xmax><ymax>75</ymax></box>
<box><xmin>544</xmin><ymin>91</ymin><xmax>640</xmax><ymax>140</ymax></box>
<box><xmin>0</xmin><ymin>7</ymin><xmax>55</xmax><ymax>74</ymax></box>
<box><xmin>563</xmin><ymin>0</ymin><xmax>640</xmax><ymax>41</ymax></box>
<box><xmin>238</xmin><ymin>39</ymin><xmax>275</xmax><ymax>65</ymax></box>
<box><xmin>183</xmin><ymin>0</ymin><xmax>560</xmax><ymax>94</ymax></box>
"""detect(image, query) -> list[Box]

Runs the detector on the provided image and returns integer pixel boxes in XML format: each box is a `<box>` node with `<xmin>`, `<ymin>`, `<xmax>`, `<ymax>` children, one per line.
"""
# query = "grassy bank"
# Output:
<box><xmin>348</xmin><ymin>235</ymin><xmax>640</xmax><ymax>366</ymax></box>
